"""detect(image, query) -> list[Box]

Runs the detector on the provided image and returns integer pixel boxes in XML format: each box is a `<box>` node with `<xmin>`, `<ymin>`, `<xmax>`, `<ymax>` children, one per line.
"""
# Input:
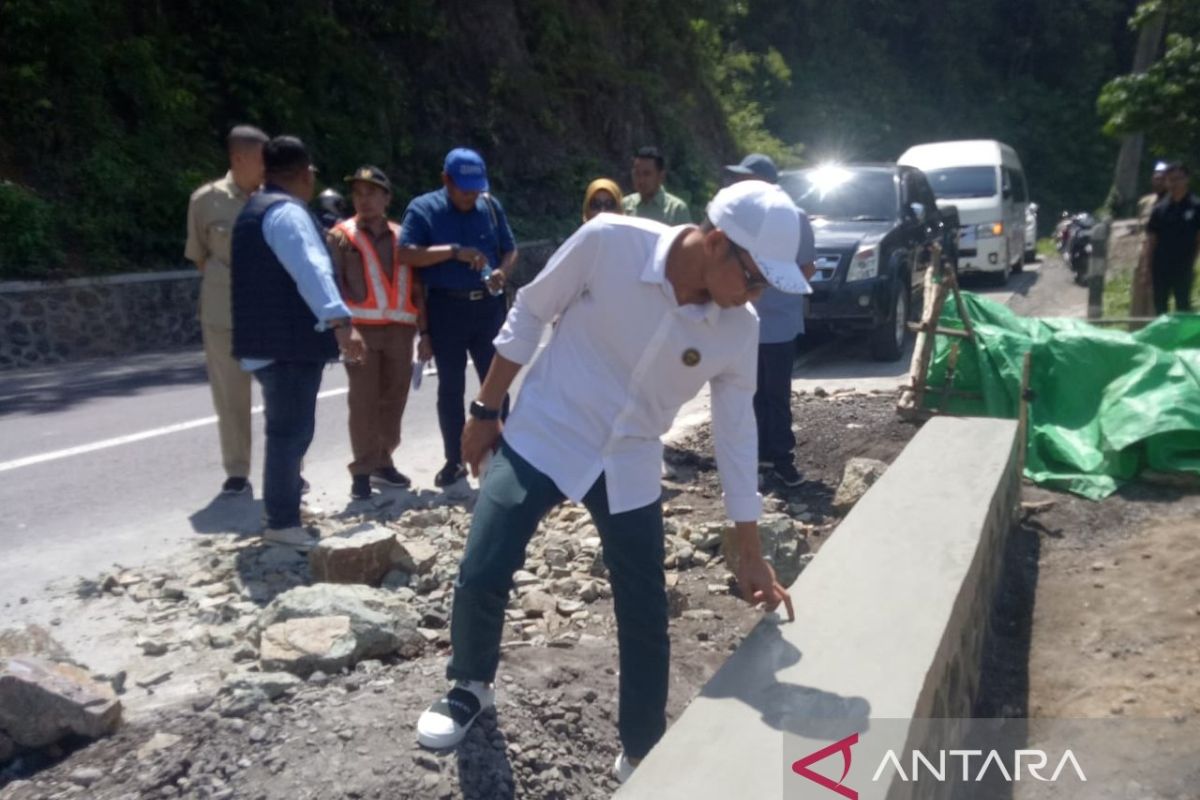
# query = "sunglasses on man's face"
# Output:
<box><xmin>588</xmin><ymin>197</ymin><xmax>619</xmax><ymax>212</ymax></box>
<box><xmin>730</xmin><ymin>244</ymin><xmax>769</xmax><ymax>292</ymax></box>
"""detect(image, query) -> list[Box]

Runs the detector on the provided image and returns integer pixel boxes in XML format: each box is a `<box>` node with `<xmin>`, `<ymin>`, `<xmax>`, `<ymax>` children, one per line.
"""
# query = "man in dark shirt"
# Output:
<box><xmin>1144</xmin><ymin>163</ymin><xmax>1200</xmax><ymax>314</ymax></box>
<box><xmin>400</xmin><ymin>148</ymin><xmax>519</xmax><ymax>487</ymax></box>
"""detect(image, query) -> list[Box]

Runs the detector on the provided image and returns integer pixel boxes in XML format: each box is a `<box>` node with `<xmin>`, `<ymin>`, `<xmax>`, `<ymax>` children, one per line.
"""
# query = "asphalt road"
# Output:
<box><xmin>0</xmin><ymin>258</ymin><xmax>1083</xmax><ymax>614</ymax></box>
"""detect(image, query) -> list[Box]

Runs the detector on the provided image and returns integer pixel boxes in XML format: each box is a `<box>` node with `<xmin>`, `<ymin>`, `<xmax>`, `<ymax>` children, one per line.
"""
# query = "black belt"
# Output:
<box><xmin>429</xmin><ymin>288</ymin><xmax>495</xmax><ymax>301</ymax></box>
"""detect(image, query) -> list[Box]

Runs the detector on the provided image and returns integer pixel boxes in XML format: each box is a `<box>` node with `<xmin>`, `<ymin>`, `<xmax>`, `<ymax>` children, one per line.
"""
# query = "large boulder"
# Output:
<box><xmin>260</xmin><ymin>617</ymin><xmax>358</xmax><ymax>677</ymax></box>
<box><xmin>308</xmin><ymin>525</ymin><xmax>397</xmax><ymax>586</ymax></box>
<box><xmin>832</xmin><ymin>457</ymin><xmax>889</xmax><ymax>513</ymax></box>
<box><xmin>258</xmin><ymin>584</ymin><xmax>424</xmax><ymax>660</ymax></box>
<box><xmin>0</xmin><ymin>657</ymin><xmax>122</xmax><ymax>748</ymax></box>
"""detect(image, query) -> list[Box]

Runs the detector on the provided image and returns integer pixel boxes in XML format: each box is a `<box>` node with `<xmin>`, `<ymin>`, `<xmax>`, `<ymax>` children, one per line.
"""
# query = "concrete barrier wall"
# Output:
<box><xmin>0</xmin><ymin>240</ymin><xmax>559</xmax><ymax>371</ymax></box>
<box><xmin>618</xmin><ymin>416</ymin><xmax>1021</xmax><ymax>800</ymax></box>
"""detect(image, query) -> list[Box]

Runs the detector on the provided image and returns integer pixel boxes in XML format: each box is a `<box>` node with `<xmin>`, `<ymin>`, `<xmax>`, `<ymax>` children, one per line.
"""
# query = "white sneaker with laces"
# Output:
<box><xmin>614</xmin><ymin>752</ymin><xmax>638</xmax><ymax>784</ymax></box>
<box><xmin>261</xmin><ymin>526</ymin><xmax>318</xmax><ymax>550</ymax></box>
<box><xmin>417</xmin><ymin>680</ymin><xmax>495</xmax><ymax>749</ymax></box>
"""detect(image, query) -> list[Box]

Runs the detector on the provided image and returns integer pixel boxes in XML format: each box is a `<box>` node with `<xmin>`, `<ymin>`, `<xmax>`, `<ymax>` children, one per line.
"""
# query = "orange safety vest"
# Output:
<box><xmin>334</xmin><ymin>218</ymin><xmax>419</xmax><ymax>326</ymax></box>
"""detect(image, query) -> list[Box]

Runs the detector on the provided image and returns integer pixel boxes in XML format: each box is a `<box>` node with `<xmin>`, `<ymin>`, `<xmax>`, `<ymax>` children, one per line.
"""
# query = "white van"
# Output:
<box><xmin>898</xmin><ymin>140</ymin><xmax>1028</xmax><ymax>284</ymax></box>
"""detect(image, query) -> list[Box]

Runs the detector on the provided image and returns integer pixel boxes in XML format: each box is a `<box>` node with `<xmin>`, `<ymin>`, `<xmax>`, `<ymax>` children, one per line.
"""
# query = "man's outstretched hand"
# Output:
<box><xmin>735</xmin><ymin>552</ymin><xmax>795</xmax><ymax>622</ymax></box>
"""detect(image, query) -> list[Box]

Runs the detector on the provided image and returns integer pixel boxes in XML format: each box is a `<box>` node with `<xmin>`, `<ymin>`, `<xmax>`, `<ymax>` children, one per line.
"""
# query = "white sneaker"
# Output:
<box><xmin>614</xmin><ymin>752</ymin><xmax>638</xmax><ymax>784</ymax></box>
<box><xmin>416</xmin><ymin>681</ymin><xmax>494</xmax><ymax>749</ymax></box>
<box><xmin>261</xmin><ymin>526</ymin><xmax>318</xmax><ymax>550</ymax></box>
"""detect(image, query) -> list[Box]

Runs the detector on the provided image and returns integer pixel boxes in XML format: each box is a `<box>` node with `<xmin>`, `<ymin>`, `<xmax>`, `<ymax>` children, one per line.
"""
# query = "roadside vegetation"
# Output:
<box><xmin>0</xmin><ymin>0</ymin><xmax>1149</xmax><ymax>281</ymax></box>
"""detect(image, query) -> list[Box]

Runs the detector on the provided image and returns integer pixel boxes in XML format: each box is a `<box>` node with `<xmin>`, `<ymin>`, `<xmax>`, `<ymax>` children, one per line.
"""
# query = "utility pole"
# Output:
<box><xmin>1109</xmin><ymin>7</ymin><xmax>1168</xmax><ymax>217</ymax></box>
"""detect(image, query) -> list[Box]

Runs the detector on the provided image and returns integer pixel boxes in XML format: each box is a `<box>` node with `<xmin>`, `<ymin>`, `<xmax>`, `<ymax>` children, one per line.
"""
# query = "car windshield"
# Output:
<box><xmin>780</xmin><ymin>167</ymin><xmax>897</xmax><ymax>221</ymax></box>
<box><xmin>924</xmin><ymin>166</ymin><xmax>998</xmax><ymax>199</ymax></box>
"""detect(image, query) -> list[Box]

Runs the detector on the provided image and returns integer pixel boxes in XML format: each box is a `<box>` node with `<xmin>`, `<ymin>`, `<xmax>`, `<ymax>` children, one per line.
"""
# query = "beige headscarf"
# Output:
<box><xmin>582</xmin><ymin>178</ymin><xmax>624</xmax><ymax>223</ymax></box>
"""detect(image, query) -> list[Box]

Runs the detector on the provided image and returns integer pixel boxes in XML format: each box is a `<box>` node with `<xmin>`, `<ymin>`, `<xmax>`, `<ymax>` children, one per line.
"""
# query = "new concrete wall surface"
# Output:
<box><xmin>617</xmin><ymin>416</ymin><xmax>1020</xmax><ymax>800</ymax></box>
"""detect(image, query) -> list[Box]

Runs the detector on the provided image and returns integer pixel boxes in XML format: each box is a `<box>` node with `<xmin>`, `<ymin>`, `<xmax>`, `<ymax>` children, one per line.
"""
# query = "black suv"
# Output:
<box><xmin>779</xmin><ymin>164</ymin><xmax>957</xmax><ymax>361</ymax></box>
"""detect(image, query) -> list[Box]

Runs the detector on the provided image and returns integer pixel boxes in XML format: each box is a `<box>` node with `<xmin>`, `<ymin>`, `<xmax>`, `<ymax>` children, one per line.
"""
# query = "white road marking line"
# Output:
<box><xmin>0</xmin><ymin>387</ymin><xmax>350</xmax><ymax>474</ymax></box>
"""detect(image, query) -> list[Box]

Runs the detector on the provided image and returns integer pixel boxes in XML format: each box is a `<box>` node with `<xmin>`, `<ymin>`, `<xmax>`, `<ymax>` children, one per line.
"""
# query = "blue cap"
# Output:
<box><xmin>725</xmin><ymin>153</ymin><xmax>779</xmax><ymax>184</ymax></box>
<box><xmin>444</xmin><ymin>148</ymin><xmax>489</xmax><ymax>192</ymax></box>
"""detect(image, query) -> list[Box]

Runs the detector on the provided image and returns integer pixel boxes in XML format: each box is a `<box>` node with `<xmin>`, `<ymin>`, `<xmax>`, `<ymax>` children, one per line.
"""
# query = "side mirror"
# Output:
<box><xmin>908</xmin><ymin>202</ymin><xmax>926</xmax><ymax>223</ymax></box>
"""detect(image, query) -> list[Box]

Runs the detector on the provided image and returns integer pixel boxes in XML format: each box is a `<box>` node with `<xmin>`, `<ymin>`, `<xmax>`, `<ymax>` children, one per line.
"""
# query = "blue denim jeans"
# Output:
<box><xmin>426</xmin><ymin>291</ymin><xmax>508</xmax><ymax>464</ymax></box>
<box><xmin>253</xmin><ymin>360</ymin><xmax>325</xmax><ymax>528</ymax></box>
<box><xmin>447</xmin><ymin>441</ymin><xmax>669</xmax><ymax>758</ymax></box>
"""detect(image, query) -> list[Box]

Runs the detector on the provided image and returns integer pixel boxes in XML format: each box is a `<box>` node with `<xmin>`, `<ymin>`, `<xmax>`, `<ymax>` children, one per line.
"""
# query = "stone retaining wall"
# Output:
<box><xmin>0</xmin><ymin>271</ymin><xmax>202</xmax><ymax>370</ymax></box>
<box><xmin>0</xmin><ymin>240</ymin><xmax>559</xmax><ymax>371</ymax></box>
<box><xmin>618</xmin><ymin>416</ymin><xmax>1021</xmax><ymax>800</ymax></box>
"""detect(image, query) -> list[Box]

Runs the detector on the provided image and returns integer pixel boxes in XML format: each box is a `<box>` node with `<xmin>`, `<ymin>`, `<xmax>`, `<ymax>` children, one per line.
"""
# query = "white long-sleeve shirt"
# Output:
<box><xmin>495</xmin><ymin>214</ymin><xmax>762</xmax><ymax>521</ymax></box>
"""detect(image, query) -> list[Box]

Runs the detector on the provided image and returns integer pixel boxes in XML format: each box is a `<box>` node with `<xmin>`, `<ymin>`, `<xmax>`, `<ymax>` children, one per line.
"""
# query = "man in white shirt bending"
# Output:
<box><xmin>416</xmin><ymin>181</ymin><xmax>805</xmax><ymax>782</ymax></box>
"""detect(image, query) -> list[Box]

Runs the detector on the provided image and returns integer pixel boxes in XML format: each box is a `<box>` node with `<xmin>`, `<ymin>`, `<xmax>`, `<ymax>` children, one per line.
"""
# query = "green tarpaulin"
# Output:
<box><xmin>921</xmin><ymin>292</ymin><xmax>1200</xmax><ymax>499</ymax></box>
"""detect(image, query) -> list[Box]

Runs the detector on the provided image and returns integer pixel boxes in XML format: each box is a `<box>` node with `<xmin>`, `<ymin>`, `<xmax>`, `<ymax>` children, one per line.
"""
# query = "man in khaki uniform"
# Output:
<box><xmin>622</xmin><ymin>146</ymin><xmax>691</xmax><ymax>225</ymax></box>
<box><xmin>186</xmin><ymin>125</ymin><xmax>267</xmax><ymax>495</ymax></box>
<box><xmin>328</xmin><ymin>166</ymin><xmax>434</xmax><ymax>500</ymax></box>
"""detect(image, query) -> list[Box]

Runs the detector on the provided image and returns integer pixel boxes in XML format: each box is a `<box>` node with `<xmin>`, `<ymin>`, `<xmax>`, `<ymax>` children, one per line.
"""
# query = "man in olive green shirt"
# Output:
<box><xmin>622</xmin><ymin>145</ymin><xmax>691</xmax><ymax>225</ymax></box>
<box><xmin>185</xmin><ymin>124</ymin><xmax>267</xmax><ymax>495</ymax></box>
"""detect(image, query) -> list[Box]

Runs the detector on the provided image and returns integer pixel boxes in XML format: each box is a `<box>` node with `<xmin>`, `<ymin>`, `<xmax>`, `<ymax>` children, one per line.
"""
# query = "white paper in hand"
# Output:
<box><xmin>411</xmin><ymin>360</ymin><xmax>424</xmax><ymax>391</ymax></box>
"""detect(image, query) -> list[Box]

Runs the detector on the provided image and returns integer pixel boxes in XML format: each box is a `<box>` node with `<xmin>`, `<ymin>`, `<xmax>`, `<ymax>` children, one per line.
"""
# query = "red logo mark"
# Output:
<box><xmin>791</xmin><ymin>733</ymin><xmax>859</xmax><ymax>799</ymax></box>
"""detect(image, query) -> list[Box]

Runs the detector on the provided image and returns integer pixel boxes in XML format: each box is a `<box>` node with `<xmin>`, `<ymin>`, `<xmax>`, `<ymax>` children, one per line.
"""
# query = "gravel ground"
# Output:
<box><xmin>1</xmin><ymin>392</ymin><xmax>919</xmax><ymax>800</ymax></box>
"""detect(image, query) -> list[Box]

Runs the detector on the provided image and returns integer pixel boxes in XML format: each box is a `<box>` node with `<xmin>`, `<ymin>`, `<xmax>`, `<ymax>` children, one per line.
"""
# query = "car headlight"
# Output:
<box><xmin>977</xmin><ymin>222</ymin><xmax>1004</xmax><ymax>238</ymax></box>
<box><xmin>846</xmin><ymin>245</ymin><xmax>879</xmax><ymax>281</ymax></box>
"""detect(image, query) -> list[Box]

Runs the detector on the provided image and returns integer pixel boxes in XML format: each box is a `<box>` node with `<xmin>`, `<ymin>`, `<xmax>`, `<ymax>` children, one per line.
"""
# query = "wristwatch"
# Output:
<box><xmin>329</xmin><ymin>317</ymin><xmax>350</xmax><ymax>330</ymax></box>
<box><xmin>469</xmin><ymin>400</ymin><xmax>501</xmax><ymax>421</ymax></box>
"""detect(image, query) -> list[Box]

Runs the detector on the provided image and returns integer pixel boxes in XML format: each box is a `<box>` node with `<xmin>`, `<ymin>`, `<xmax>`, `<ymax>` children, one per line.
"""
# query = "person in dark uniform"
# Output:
<box><xmin>1143</xmin><ymin>163</ymin><xmax>1200</xmax><ymax>314</ymax></box>
<box><xmin>399</xmin><ymin>148</ymin><xmax>519</xmax><ymax>487</ymax></box>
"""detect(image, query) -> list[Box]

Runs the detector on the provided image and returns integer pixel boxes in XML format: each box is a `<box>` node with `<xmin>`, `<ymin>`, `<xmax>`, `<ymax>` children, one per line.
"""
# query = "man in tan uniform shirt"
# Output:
<box><xmin>185</xmin><ymin>125</ymin><xmax>267</xmax><ymax>495</ymax></box>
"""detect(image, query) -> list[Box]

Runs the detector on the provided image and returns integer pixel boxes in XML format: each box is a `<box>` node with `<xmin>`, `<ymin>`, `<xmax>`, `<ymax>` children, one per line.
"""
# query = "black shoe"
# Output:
<box><xmin>300</xmin><ymin>476</ymin><xmax>311</xmax><ymax>495</ymax></box>
<box><xmin>770</xmin><ymin>462</ymin><xmax>805</xmax><ymax>488</ymax></box>
<box><xmin>350</xmin><ymin>475</ymin><xmax>372</xmax><ymax>500</ymax></box>
<box><xmin>434</xmin><ymin>462</ymin><xmax>468</xmax><ymax>488</ymax></box>
<box><xmin>371</xmin><ymin>466</ymin><xmax>412</xmax><ymax>489</ymax></box>
<box><xmin>221</xmin><ymin>477</ymin><xmax>250</xmax><ymax>495</ymax></box>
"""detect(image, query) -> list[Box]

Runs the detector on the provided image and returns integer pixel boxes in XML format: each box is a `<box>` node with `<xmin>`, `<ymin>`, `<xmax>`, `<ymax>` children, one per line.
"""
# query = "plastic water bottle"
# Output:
<box><xmin>479</xmin><ymin>265</ymin><xmax>504</xmax><ymax>297</ymax></box>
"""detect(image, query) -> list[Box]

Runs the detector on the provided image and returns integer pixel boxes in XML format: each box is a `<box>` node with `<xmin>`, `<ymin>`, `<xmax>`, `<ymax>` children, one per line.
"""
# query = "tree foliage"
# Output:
<box><xmin>1099</xmin><ymin>0</ymin><xmax>1200</xmax><ymax>168</ymax></box>
<box><xmin>0</xmin><ymin>0</ymin><xmax>1139</xmax><ymax>279</ymax></box>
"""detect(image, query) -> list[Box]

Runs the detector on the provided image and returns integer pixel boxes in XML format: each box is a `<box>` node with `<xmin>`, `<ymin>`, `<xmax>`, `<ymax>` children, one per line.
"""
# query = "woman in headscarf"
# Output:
<box><xmin>582</xmin><ymin>178</ymin><xmax>624</xmax><ymax>223</ymax></box>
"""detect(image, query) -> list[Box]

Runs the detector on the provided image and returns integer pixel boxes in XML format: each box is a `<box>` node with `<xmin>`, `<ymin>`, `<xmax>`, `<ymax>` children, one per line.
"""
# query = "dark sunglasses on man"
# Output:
<box><xmin>730</xmin><ymin>243</ymin><xmax>768</xmax><ymax>291</ymax></box>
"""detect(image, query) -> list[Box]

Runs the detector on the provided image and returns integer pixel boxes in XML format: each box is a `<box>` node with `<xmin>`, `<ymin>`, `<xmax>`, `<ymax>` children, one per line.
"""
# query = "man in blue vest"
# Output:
<box><xmin>400</xmin><ymin>148</ymin><xmax>519</xmax><ymax>488</ymax></box>
<box><xmin>231</xmin><ymin>136</ymin><xmax>365</xmax><ymax>547</ymax></box>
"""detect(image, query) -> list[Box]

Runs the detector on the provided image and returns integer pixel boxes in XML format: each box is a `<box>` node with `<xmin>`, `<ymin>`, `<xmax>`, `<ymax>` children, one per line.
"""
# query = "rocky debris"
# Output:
<box><xmin>136</xmin><ymin>730</ymin><xmax>183</xmax><ymax>761</ymax></box>
<box><xmin>392</xmin><ymin>538</ymin><xmax>439</xmax><ymax>575</ymax></box>
<box><xmin>222</xmin><ymin>671</ymin><xmax>304</xmax><ymax>701</ymax></box>
<box><xmin>0</xmin><ymin>626</ymin><xmax>71</xmax><ymax>663</ymax></box>
<box><xmin>258</xmin><ymin>584</ymin><xmax>425</xmax><ymax>663</ymax></box>
<box><xmin>307</xmin><ymin>524</ymin><xmax>396</xmax><ymax>585</ymax></box>
<box><xmin>720</xmin><ymin>513</ymin><xmax>811</xmax><ymax>587</ymax></box>
<box><xmin>832</xmin><ymin>456</ymin><xmax>889</xmax><ymax>512</ymax></box>
<box><xmin>260</xmin><ymin>616</ymin><xmax>358</xmax><ymax>677</ymax></box>
<box><xmin>0</xmin><ymin>656</ymin><xmax>122</xmax><ymax>748</ymax></box>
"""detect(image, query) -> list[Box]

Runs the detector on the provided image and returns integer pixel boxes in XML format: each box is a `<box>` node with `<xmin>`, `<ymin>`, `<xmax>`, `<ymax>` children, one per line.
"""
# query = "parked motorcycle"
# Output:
<box><xmin>1055</xmin><ymin>211</ymin><xmax>1095</xmax><ymax>285</ymax></box>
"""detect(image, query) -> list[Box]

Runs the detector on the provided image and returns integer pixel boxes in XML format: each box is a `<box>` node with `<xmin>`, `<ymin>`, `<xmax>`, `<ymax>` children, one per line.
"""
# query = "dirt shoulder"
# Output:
<box><xmin>0</xmin><ymin>393</ymin><xmax>917</xmax><ymax>800</ymax></box>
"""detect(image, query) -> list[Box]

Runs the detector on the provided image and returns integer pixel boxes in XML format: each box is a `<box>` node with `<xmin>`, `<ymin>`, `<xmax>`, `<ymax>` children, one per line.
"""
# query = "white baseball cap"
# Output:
<box><xmin>706</xmin><ymin>181</ymin><xmax>810</xmax><ymax>295</ymax></box>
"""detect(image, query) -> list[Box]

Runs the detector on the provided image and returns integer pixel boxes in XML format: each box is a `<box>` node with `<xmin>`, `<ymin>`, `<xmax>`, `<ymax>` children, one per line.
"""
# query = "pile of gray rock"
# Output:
<box><xmin>0</xmin><ymin>626</ymin><xmax>123</xmax><ymax>768</ymax></box>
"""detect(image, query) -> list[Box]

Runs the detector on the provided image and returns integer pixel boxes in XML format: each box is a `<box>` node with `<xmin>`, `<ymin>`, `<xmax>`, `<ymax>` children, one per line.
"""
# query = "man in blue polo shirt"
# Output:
<box><xmin>400</xmin><ymin>148</ymin><xmax>519</xmax><ymax>487</ymax></box>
